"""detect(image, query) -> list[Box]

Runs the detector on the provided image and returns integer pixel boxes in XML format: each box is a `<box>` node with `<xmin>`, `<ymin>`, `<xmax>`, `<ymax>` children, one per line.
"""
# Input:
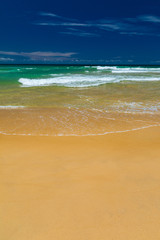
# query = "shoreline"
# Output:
<box><xmin>0</xmin><ymin>121</ymin><xmax>160</xmax><ymax>137</ymax></box>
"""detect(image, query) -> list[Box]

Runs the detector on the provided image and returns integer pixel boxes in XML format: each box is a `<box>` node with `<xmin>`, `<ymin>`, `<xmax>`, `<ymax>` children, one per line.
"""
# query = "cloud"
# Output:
<box><xmin>39</xmin><ymin>12</ymin><xmax>77</xmax><ymax>22</ymax></box>
<box><xmin>34</xmin><ymin>12</ymin><xmax>160</xmax><ymax>37</ymax></box>
<box><xmin>40</xmin><ymin>12</ymin><xmax>60</xmax><ymax>18</ymax></box>
<box><xmin>0</xmin><ymin>51</ymin><xmax>76</xmax><ymax>57</ymax></box>
<box><xmin>120</xmin><ymin>32</ymin><xmax>146</xmax><ymax>36</ymax></box>
<box><xmin>138</xmin><ymin>15</ymin><xmax>160</xmax><ymax>23</ymax></box>
<box><xmin>0</xmin><ymin>51</ymin><xmax>77</xmax><ymax>62</ymax></box>
<box><xmin>60</xmin><ymin>28</ymin><xmax>99</xmax><ymax>37</ymax></box>
<box><xmin>0</xmin><ymin>57</ymin><xmax>14</xmax><ymax>61</ymax></box>
<box><xmin>120</xmin><ymin>31</ymin><xmax>160</xmax><ymax>37</ymax></box>
<box><xmin>36</xmin><ymin>22</ymin><xmax>90</xmax><ymax>27</ymax></box>
<box><xmin>35</xmin><ymin>21</ymin><xmax>125</xmax><ymax>30</ymax></box>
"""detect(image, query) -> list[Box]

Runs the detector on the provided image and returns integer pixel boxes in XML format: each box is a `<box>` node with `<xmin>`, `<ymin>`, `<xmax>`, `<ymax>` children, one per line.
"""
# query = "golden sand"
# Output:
<box><xmin>1</xmin><ymin>127</ymin><xmax>160</xmax><ymax>239</ymax></box>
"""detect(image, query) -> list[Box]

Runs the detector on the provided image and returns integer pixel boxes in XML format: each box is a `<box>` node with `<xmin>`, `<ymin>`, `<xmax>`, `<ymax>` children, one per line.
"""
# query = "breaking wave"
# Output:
<box><xmin>19</xmin><ymin>74</ymin><xmax>160</xmax><ymax>87</ymax></box>
<box><xmin>19</xmin><ymin>75</ymin><xmax>118</xmax><ymax>87</ymax></box>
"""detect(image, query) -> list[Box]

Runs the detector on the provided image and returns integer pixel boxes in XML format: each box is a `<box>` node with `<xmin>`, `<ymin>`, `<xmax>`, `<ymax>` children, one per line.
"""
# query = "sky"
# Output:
<box><xmin>1</xmin><ymin>0</ymin><xmax>160</xmax><ymax>64</ymax></box>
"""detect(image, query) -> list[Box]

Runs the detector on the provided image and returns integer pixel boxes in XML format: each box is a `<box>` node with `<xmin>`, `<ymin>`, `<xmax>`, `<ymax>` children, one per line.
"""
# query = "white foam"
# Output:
<box><xmin>96</xmin><ymin>66</ymin><xmax>118</xmax><ymax>70</ymax></box>
<box><xmin>112</xmin><ymin>68</ymin><xmax>160</xmax><ymax>73</ymax></box>
<box><xmin>111</xmin><ymin>101</ymin><xmax>160</xmax><ymax>113</ymax></box>
<box><xmin>19</xmin><ymin>73</ymin><xmax>160</xmax><ymax>87</ymax></box>
<box><xmin>0</xmin><ymin>123</ymin><xmax>159</xmax><ymax>137</ymax></box>
<box><xmin>97</xmin><ymin>66</ymin><xmax>160</xmax><ymax>70</ymax></box>
<box><xmin>112</xmin><ymin>70</ymin><xmax>160</xmax><ymax>73</ymax></box>
<box><xmin>123</xmin><ymin>77</ymin><xmax>160</xmax><ymax>81</ymax></box>
<box><xmin>96</xmin><ymin>66</ymin><xmax>160</xmax><ymax>73</ymax></box>
<box><xmin>24</xmin><ymin>68</ymin><xmax>34</xmax><ymax>70</ymax></box>
<box><xmin>19</xmin><ymin>75</ymin><xmax>118</xmax><ymax>87</ymax></box>
<box><xmin>0</xmin><ymin>105</ymin><xmax>25</xmax><ymax>109</ymax></box>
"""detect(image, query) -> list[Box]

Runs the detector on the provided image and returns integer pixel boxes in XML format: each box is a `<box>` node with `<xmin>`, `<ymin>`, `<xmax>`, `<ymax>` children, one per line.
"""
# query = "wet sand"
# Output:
<box><xmin>1</xmin><ymin>126</ymin><xmax>160</xmax><ymax>239</ymax></box>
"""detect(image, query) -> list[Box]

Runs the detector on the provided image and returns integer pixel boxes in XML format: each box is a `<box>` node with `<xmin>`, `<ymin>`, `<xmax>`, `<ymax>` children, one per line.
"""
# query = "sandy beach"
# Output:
<box><xmin>1</xmin><ymin>126</ymin><xmax>160</xmax><ymax>240</ymax></box>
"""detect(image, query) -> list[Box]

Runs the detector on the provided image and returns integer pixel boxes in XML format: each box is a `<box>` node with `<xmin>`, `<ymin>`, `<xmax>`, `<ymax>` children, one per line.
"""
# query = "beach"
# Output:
<box><xmin>1</xmin><ymin>0</ymin><xmax>160</xmax><ymax>236</ymax></box>
<box><xmin>1</xmin><ymin>126</ymin><xmax>160</xmax><ymax>239</ymax></box>
<box><xmin>1</xmin><ymin>65</ymin><xmax>160</xmax><ymax>239</ymax></box>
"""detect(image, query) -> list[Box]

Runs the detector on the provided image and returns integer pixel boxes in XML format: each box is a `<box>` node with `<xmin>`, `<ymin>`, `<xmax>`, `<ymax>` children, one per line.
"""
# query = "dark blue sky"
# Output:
<box><xmin>1</xmin><ymin>0</ymin><xmax>160</xmax><ymax>64</ymax></box>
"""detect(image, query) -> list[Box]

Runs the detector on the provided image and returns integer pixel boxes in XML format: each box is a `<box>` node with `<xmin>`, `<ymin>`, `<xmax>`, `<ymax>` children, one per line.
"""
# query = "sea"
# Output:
<box><xmin>0</xmin><ymin>65</ymin><xmax>160</xmax><ymax>136</ymax></box>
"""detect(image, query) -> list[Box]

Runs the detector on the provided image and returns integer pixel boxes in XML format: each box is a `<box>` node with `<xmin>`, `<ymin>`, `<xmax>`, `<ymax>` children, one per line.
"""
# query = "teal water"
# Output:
<box><xmin>1</xmin><ymin>65</ymin><xmax>160</xmax><ymax>87</ymax></box>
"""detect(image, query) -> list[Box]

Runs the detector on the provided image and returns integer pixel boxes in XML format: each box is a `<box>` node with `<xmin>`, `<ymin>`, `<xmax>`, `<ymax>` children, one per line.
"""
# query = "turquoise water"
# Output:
<box><xmin>1</xmin><ymin>65</ymin><xmax>160</xmax><ymax>108</ymax></box>
<box><xmin>0</xmin><ymin>65</ymin><xmax>160</xmax><ymax>136</ymax></box>
<box><xmin>1</xmin><ymin>65</ymin><xmax>160</xmax><ymax>87</ymax></box>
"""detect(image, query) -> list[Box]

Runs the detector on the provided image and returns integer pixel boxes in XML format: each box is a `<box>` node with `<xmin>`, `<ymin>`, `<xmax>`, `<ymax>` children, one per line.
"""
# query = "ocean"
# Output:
<box><xmin>0</xmin><ymin>65</ymin><xmax>160</xmax><ymax>136</ymax></box>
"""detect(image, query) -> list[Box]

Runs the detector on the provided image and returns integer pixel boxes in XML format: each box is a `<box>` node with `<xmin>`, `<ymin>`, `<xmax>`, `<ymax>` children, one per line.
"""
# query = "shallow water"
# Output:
<box><xmin>1</xmin><ymin>65</ymin><xmax>160</xmax><ymax>136</ymax></box>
